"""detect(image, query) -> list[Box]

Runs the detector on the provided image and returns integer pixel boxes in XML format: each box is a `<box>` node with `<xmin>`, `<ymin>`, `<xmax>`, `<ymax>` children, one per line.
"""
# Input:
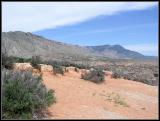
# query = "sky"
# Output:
<box><xmin>2</xmin><ymin>2</ymin><xmax>159</xmax><ymax>56</ymax></box>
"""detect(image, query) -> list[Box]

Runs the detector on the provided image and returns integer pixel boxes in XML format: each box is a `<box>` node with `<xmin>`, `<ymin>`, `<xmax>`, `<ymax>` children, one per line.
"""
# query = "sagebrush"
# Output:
<box><xmin>2</xmin><ymin>52</ymin><xmax>14</xmax><ymax>69</ymax></box>
<box><xmin>2</xmin><ymin>69</ymin><xmax>56</xmax><ymax>119</ymax></box>
<box><xmin>81</xmin><ymin>68</ymin><xmax>105</xmax><ymax>83</ymax></box>
<box><xmin>31</xmin><ymin>55</ymin><xmax>41</xmax><ymax>69</ymax></box>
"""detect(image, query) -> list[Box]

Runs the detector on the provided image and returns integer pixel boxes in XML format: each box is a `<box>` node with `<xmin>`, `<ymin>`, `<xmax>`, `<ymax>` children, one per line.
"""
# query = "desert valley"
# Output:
<box><xmin>2</xmin><ymin>2</ymin><xmax>159</xmax><ymax>120</ymax></box>
<box><xmin>2</xmin><ymin>31</ymin><xmax>158</xmax><ymax>119</ymax></box>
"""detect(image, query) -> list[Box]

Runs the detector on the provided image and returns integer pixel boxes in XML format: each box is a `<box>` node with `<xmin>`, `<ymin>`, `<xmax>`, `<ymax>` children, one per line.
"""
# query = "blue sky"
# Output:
<box><xmin>2</xmin><ymin>2</ymin><xmax>158</xmax><ymax>56</ymax></box>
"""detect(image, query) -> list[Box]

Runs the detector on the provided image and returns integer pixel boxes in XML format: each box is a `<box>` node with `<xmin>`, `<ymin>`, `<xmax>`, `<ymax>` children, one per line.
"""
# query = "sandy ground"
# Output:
<box><xmin>42</xmin><ymin>70</ymin><xmax>158</xmax><ymax>119</ymax></box>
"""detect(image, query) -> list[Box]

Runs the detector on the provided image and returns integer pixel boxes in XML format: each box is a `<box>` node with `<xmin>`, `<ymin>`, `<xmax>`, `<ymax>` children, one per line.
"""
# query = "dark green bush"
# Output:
<box><xmin>93</xmin><ymin>65</ymin><xmax>107</xmax><ymax>71</ymax></box>
<box><xmin>2</xmin><ymin>52</ymin><xmax>14</xmax><ymax>69</ymax></box>
<box><xmin>2</xmin><ymin>69</ymin><xmax>56</xmax><ymax>119</ymax></box>
<box><xmin>112</xmin><ymin>72</ymin><xmax>121</xmax><ymax>79</ymax></box>
<box><xmin>111</xmin><ymin>69</ymin><xmax>123</xmax><ymax>79</ymax></box>
<box><xmin>45</xmin><ymin>61</ymin><xmax>65</xmax><ymax>75</ymax></box>
<box><xmin>18</xmin><ymin>58</ymin><xmax>25</xmax><ymax>63</ymax></box>
<box><xmin>31</xmin><ymin>56</ymin><xmax>41</xmax><ymax>69</ymax></box>
<box><xmin>75</xmin><ymin>63</ymin><xmax>90</xmax><ymax>69</ymax></box>
<box><xmin>1</xmin><ymin>56</ymin><xmax>13</xmax><ymax>69</ymax></box>
<box><xmin>81</xmin><ymin>68</ymin><xmax>105</xmax><ymax>84</ymax></box>
<box><xmin>25</xmin><ymin>58</ymin><xmax>32</xmax><ymax>62</ymax></box>
<box><xmin>2</xmin><ymin>53</ymin><xmax>32</xmax><ymax>68</ymax></box>
<box><xmin>2</xmin><ymin>56</ymin><xmax>32</xmax><ymax>69</ymax></box>
<box><xmin>53</xmin><ymin>65</ymin><xmax>64</xmax><ymax>75</ymax></box>
<box><xmin>44</xmin><ymin>60</ymin><xmax>90</xmax><ymax>69</ymax></box>
<box><xmin>15</xmin><ymin>57</ymin><xmax>31</xmax><ymax>63</ymax></box>
<box><xmin>4</xmin><ymin>56</ymin><xmax>31</xmax><ymax>63</ymax></box>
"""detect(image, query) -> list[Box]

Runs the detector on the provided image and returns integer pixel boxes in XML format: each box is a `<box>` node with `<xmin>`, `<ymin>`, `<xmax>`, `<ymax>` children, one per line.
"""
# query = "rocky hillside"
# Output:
<box><xmin>2</xmin><ymin>31</ymin><xmax>92</xmax><ymax>60</ymax></box>
<box><xmin>2</xmin><ymin>31</ymin><xmax>157</xmax><ymax>60</ymax></box>
<box><xmin>86</xmin><ymin>45</ymin><xmax>145</xmax><ymax>59</ymax></box>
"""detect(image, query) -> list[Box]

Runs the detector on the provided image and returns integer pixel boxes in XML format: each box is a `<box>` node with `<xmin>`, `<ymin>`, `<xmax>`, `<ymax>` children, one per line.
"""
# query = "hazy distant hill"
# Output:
<box><xmin>86</xmin><ymin>45</ymin><xmax>146</xmax><ymax>59</ymax></box>
<box><xmin>2</xmin><ymin>31</ymin><xmax>157</xmax><ymax>60</ymax></box>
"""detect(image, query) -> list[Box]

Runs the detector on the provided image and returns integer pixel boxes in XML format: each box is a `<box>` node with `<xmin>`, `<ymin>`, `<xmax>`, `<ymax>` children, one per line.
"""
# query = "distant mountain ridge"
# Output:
<box><xmin>86</xmin><ymin>45</ymin><xmax>146</xmax><ymax>59</ymax></box>
<box><xmin>2</xmin><ymin>31</ymin><xmax>157</xmax><ymax>60</ymax></box>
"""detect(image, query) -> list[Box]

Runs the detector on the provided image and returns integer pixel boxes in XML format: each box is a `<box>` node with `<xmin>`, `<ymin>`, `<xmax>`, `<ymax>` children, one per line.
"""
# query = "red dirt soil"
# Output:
<box><xmin>42</xmin><ymin>70</ymin><xmax>158</xmax><ymax>119</ymax></box>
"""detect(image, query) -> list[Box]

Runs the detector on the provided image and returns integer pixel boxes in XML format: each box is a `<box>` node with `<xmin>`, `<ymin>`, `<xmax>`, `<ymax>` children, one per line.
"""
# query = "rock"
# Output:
<box><xmin>80</xmin><ymin>69</ymin><xmax>86</xmax><ymax>72</ymax></box>
<box><xmin>66</xmin><ymin>66</ymin><xmax>76</xmax><ymax>72</ymax></box>
<box><xmin>80</xmin><ymin>69</ymin><xmax>90</xmax><ymax>75</ymax></box>
<box><xmin>90</xmin><ymin>68</ymin><xmax>95</xmax><ymax>71</ymax></box>
<box><xmin>103</xmin><ymin>70</ymin><xmax>113</xmax><ymax>76</ymax></box>
<box><xmin>80</xmin><ymin>69</ymin><xmax>86</xmax><ymax>75</ymax></box>
<box><xmin>61</xmin><ymin>66</ymin><xmax>67</xmax><ymax>72</ymax></box>
<box><xmin>38</xmin><ymin>64</ymin><xmax>53</xmax><ymax>73</ymax></box>
<box><xmin>86</xmin><ymin>70</ymin><xmax>90</xmax><ymax>73</ymax></box>
<box><xmin>32</xmin><ymin>69</ymin><xmax>41</xmax><ymax>76</ymax></box>
<box><xmin>32</xmin><ymin>69</ymin><xmax>39</xmax><ymax>73</ymax></box>
<box><xmin>13</xmin><ymin>63</ymin><xmax>33</xmax><ymax>71</ymax></box>
<box><xmin>74</xmin><ymin>67</ymin><xmax>80</xmax><ymax>72</ymax></box>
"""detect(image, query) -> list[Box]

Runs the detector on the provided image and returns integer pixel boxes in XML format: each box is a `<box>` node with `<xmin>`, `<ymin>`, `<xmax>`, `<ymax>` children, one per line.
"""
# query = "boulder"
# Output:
<box><xmin>66</xmin><ymin>66</ymin><xmax>76</xmax><ymax>72</ymax></box>
<box><xmin>103</xmin><ymin>70</ymin><xmax>113</xmax><ymax>76</ymax></box>
<box><xmin>80</xmin><ymin>69</ymin><xmax>90</xmax><ymax>75</ymax></box>
<box><xmin>80</xmin><ymin>69</ymin><xmax>86</xmax><ymax>75</ymax></box>
<box><xmin>38</xmin><ymin>64</ymin><xmax>53</xmax><ymax>73</ymax></box>
<box><xmin>90</xmin><ymin>68</ymin><xmax>95</xmax><ymax>71</ymax></box>
<box><xmin>32</xmin><ymin>69</ymin><xmax>41</xmax><ymax>76</ymax></box>
<box><xmin>86</xmin><ymin>69</ymin><xmax>90</xmax><ymax>73</ymax></box>
<box><xmin>13</xmin><ymin>63</ymin><xmax>33</xmax><ymax>71</ymax></box>
<box><xmin>61</xmin><ymin>66</ymin><xmax>67</xmax><ymax>72</ymax></box>
<box><xmin>75</xmin><ymin>67</ymin><xmax>80</xmax><ymax>72</ymax></box>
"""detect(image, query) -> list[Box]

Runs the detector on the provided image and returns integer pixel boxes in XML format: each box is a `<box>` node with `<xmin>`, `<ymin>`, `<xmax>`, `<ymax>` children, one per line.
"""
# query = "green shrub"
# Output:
<box><xmin>31</xmin><ymin>56</ymin><xmax>41</xmax><ymax>69</ymax></box>
<box><xmin>53</xmin><ymin>65</ymin><xmax>64</xmax><ymax>75</ymax></box>
<box><xmin>81</xmin><ymin>68</ymin><xmax>105</xmax><ymax>84</ymax></box>
<box><xmin>15</xmin><ymin>57</ymin><xmax>31</xmax><ymax>63</ymax></box>
<box><xmin>25</xmin><ymin>58</ymin><xmax>32</xmax><ymax>62</ymax></box>
<box><xmin>111</xmin><ymin>69</ymin><xmax>123</xmax><ymax>79</ymax></box>
<box><xmin>2</xmin><ymin>54</ymin><xmax>32</xmax><ymax>66</ymax></box>
<box><xmin>93</xmin><ymin>65</ymin><xmax>107</xmax><ymax>71</ymax></box>
<box><xmin>17</xmin><ymin>57</ymin><xmax>24</xmax><ymax>63</ymax></box>
<box><xmin>2</xmin><ymin>52</ymin><xmax>14</xmax><ymax>69</ymax></box>
<box><xmin>75</xmin><ymin>63</ymin><xmax>90</xmax><ymax>69</ymax></box>
<box><xmin>2</xmin><ymin>69</ymin><xmax>56</xmax><ymax>119</ymax></box>
<box><xmin>45</xmin><ymin>61</ymin><xmax>65</xmax><ymax>75</ymax></box>
<box><xmin>14</xmin><ymin>57</ymin><xmax>32</xmax><ymax>63</ymax></box>
<box><xmin>112</xmin><ymin>72</ymin><xmax>120</xmax><ymax>79</ymax></box>
<box><xmin>44</xmin><ymin>60</ymin><xmax>90</xmax><ymax>69</ymax></box>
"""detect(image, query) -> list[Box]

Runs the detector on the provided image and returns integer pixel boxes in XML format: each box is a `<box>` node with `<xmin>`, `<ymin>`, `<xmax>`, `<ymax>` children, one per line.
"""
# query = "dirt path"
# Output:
<box><xmin>42</xmin><ymin>71</ymin><xmax>158</xmax><ymax>119</ymax></box>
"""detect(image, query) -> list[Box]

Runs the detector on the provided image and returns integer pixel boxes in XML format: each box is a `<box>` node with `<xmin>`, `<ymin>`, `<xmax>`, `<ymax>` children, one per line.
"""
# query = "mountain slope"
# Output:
<box><xmin>86</xmin><ymin>45</ymin><xmax>145</xmax><ymax>59</ymax></box>
<box><xmin>2</xmin><ymin>31</ymin><xmax>92</xmax><ymax>60</ymax></box>
<box><xmin>2</xmin><ymin>31</ymin><xmax>155</xmax><ymax>60</ymax></box>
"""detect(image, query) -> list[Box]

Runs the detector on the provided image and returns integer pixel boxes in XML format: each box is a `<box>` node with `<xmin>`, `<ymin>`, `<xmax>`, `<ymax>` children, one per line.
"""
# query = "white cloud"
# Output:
<box><xmin>62</xmin><ymin>23</ymin><xmax>157</xmax><ymax>38</ymax></box>
<box><xmin>123</xmin><ymin>44</ymin><xmax>158</xmax><ymax>56</ymax></box>
<box><xmin>2</xmin><ymin>2</ymin><xmax>158</xmax><ymax>32</ymax></box>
